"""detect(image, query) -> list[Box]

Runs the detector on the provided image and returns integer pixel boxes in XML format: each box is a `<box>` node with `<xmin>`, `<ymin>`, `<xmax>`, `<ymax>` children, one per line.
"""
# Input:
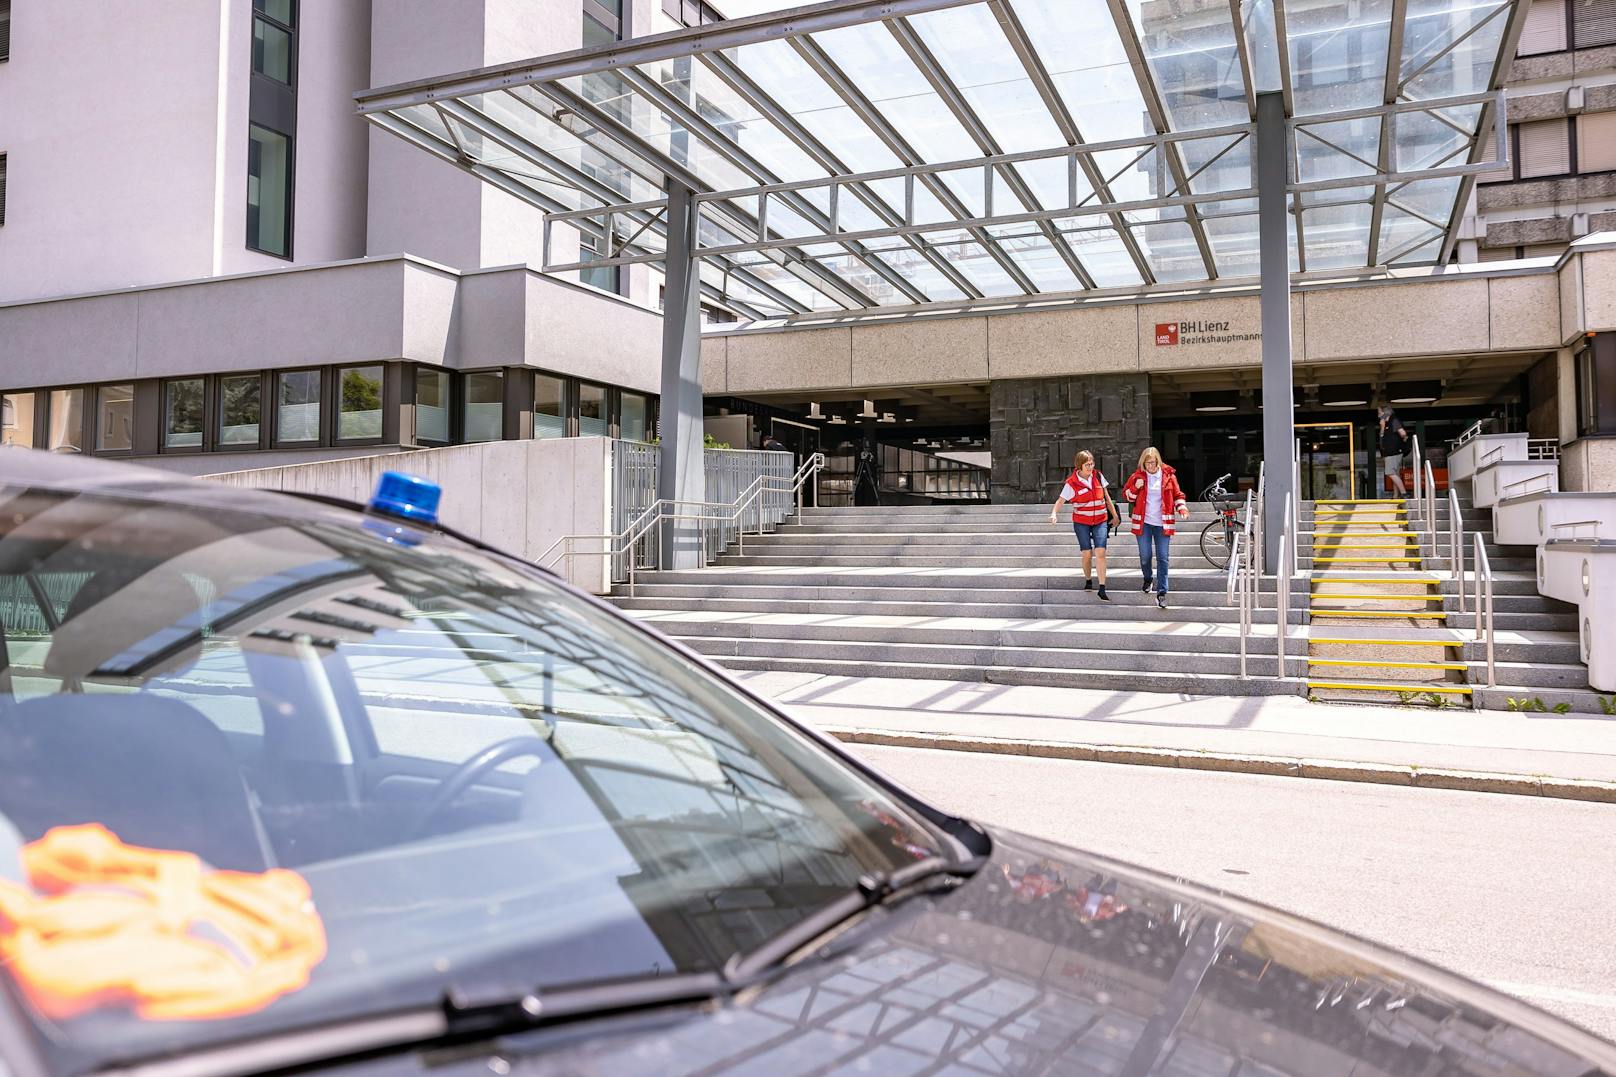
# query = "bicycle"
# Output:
<box><xmin>1198</xmin><ymin>473</ymin><xmax>1246</xmax><ymax>570</ymax></box>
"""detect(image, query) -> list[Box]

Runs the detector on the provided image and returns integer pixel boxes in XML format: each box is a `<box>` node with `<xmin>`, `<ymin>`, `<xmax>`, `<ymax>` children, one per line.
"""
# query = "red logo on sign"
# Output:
<box><xmin>1155</xmin><ymin>322</ymin><xmax>1180</xmax><ymax>346</ymax></box>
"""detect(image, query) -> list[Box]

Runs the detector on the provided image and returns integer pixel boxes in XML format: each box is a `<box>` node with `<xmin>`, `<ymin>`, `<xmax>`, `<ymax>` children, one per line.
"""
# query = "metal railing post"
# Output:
<box><xmin>1474</xmin><ymin>532</ymin><xmax>1495</xmax><ymax>687</ymax></box>
<box><xmin>1450</xmin><ymin>487</ymin><xmax>1465</xmax><ymax>614</ymax></box>
<box><xmin>1277</xmin><ymin>491</ymin><xmax>1292</xmax><ymax>680</ymax></box>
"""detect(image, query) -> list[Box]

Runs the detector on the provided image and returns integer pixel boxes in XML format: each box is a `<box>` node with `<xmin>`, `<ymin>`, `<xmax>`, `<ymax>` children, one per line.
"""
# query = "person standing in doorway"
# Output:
<box><xmin>1378</xmin><ymin>405</ymin><xmax>1409</xmax><ymax>496</ymax></box>
<box><xmin>1049</xmin><ymin>450</ymin><xmax>1121</xmax><ymax>600</ymax></box>
<box><xmin>1123</xmin><ymin>447</ymin><xmax>1189</xmax><ymax>610</ymax></box>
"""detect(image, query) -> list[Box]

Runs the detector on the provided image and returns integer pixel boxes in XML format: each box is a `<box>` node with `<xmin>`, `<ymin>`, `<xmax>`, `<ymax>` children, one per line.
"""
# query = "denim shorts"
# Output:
<box><xmin>1072</xmin><ymin>520</ymin><xmax>1109</xmax><ymax>550</ymax></box>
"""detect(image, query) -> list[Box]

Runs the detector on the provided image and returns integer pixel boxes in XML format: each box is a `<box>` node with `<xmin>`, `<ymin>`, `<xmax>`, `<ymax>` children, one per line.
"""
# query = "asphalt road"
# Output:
<box><xmin>849</xmin><ymin>743</ymin><xmax>1616</xmax><ymax>1044</ymax></box>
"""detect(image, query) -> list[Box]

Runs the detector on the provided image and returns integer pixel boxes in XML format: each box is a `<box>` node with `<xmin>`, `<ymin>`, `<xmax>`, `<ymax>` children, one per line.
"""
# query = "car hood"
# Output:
<box><xmin>333</xmin><ymin>828</ymin><xmax>1616</xmax><ymax>1077</ymax></box>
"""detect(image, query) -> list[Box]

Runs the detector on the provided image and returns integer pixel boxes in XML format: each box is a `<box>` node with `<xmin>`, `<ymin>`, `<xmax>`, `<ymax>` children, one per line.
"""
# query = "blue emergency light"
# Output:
<box><xmin>367</xmin><ymin>471</ymin><xmax>441</xmax><ymax>527</ymax></box>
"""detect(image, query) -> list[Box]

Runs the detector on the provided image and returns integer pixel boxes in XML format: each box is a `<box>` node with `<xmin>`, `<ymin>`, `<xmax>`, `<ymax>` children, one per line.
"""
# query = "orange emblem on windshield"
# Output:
<box><xmin>0</xmin><ymin>824</ymin><xmax>326</xmax><ymax>1021</ymax></box>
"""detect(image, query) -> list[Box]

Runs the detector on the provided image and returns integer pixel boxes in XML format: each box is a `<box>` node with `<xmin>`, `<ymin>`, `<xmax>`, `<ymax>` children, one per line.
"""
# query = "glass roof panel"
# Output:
<box><xmin>1294</xmin><ymin>116</ymin><xmax>1382</xmax><ymax>183</ymax></box>
<box><xmin>921</xmin><ymin>231</ymin><xmax>1024</xmax><ymax>295</ymax></box>
<box><xmin>1060</xmin><ymin>223</ymin><xmax>1146</xmax><ymax>287</ymax></box>
<box><xmin>1301</xmin><ymin>201</ymin><xmax>1373</xmax><ymax>269</ymax></box>
<box><xmin>1203</xmin><ymin>214</ymin><xmax>1261</xmax><ymax>276</ymax></box>
<box><xmin>1008</xmin><ymin>0</ymin><xmax>1156</xmax><ymax>143</ymax></box>
<box><xmin>357</xmin><ymin>0</ymin><xmax>1520</xmax><ymax>316</ymax></box>
<box><xmin>908</xmin><ymin>5</ymin><xmax>1065</xmax><ymax>153</ymax></box>
<box><xmin>1400</xmin><ymin>0</ymin><xmax>1510</xmax><ymax>100</ymax></box>
<box><xmin>1131</xmin><ymin>220</ymin><xmax>1205</xmax><ymax>281</ymax></box>
<box><xmin>1286</xmin><ymin>0</ymin><xmax>1395</xmax><ymax>116</ymax></box>
<box><xmin>639</xmin><ymin>58</ymin><xmax>830</xmax><ymax>185</ymax></box>
<box><xmin>1177</xmin><ymin>133</ymin><xmax>1254</xmax><ymax>194</ymax></box>
<box><xmin>1121</xmin><ymin>0</ymin><xmax>1251</xmax><ymax>130</ymax></box>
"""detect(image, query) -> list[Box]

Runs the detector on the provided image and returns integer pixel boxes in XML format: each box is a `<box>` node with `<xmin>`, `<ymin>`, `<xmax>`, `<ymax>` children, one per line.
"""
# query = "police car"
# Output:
<box><xmin>0</xmin><ymin>453</ymin><xmax>1610</xmax><ymax>1077</ymax></box>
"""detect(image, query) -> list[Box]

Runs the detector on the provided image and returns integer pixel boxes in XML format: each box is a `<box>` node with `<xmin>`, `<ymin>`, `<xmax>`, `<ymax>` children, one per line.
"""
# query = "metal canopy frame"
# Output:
<box><xmin>355</xmin><ymin>0</ymin><xmax>1520</xmax><ymax>321</ymax></box>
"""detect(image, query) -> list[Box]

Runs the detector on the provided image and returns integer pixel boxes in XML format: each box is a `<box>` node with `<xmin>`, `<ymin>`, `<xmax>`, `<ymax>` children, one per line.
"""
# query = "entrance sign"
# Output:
<box><xmin>1155</xmin><ymin>321</ymin><xmax>1260</xmax><ymax>347</ymax></box>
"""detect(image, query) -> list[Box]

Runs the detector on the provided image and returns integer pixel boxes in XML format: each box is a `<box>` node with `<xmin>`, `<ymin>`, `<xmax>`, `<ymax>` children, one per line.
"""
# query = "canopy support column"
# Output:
<box><xmin>659</xmin><ymin>179</ymin><xmax>706</xmax><ymax>570</ymax></box>
<box><xmin>1258</xmin><ymin>91</ymin><xmax>1294</xmax><ymax>573</ymax></box>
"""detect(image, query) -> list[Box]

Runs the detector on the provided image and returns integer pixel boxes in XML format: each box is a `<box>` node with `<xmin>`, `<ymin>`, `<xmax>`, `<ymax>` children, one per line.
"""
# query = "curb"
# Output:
<box><xmin>822</xmin><ymin>726</ymin><xmax>1616</xmax><ymax>804</ymax></box>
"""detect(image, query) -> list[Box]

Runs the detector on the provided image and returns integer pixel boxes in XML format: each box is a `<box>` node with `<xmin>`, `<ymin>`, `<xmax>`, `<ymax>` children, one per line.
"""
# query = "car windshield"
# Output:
<box><xmin>0</xmin><ymin>481</ymin><xmax>946</xmax><ymax>1072</ymax></box>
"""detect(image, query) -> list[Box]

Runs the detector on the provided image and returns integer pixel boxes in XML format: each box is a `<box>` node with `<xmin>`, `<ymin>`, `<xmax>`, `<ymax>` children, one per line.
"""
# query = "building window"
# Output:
<box><xmin>1577</xmin><ymin>111</ymin><xmax>1616</xmax><ymax>172</ymax></box>
<box><xmin>247</xmin><ymin>125</ymin><xmax>293</xmax><ymax>257</ymax></box>
<box><xmin>47</xmin><ymin>389</ymin><xmax>83</xmax><ymax>454</ymax></box>
<box><xmin>220</xmin><ymin>374</ymin><xmax>262</xmax><ymax>447</ymax></box>
<box><xmin>579</xmin><ymin>383</ymin><xmax>608</xmax><ymax>437</ymax></box>
<box><xmin>1577</xmin><ymin>336</ymin><xmax>1616</xmax><ymax>436</ymax></box>
<box><xmin>163</xmin><ymin>380</ymin><xmax>205</xmax><ymax>451</ymax></box>
<box><xmin>579</xmin><ymin>239</ymin><xmax>623</xmax><ymax>295</ymax></box>
<box><xmin>620</xmin><ymin>390</ymin><xmax>652</xmax><ymax>442</ymax></box>
<box><xmin>0</xmin><ymin>0</ymin><xmax>10</xmax><ymax>63</ymax></box>
<box><xmin>1519</xmin><ymin>0</ymin><xmax>1569</xmax><ymax>54</ymax></box>
<box><xmin>276</xmin><ymin>369</ymin><xmax>320</xmax><ymax>444</ymax></box>
<box><xmin>584</xmin><ymin>0</ymin><xmax>621</xmax><ymax>36</ymax></box>
<box><xmin>0</xmin><ymin>154</ymin><xmax>7</xmax><ymax>227</ymax></box>
<box><xmin>464</xmin><ymin>371</ymin><xmax>504</xmax><ymax>443</ymax></box>
<box><xmin>415</xmin><ymin>369</ymin><xmax>450</xmax><ymax>444</ymax></box>
<box><xmin>534</xmin><ymin>374</ymin><xmax>566</xmax><ymax>438</ymax></box>
<box><xmin>96</xmin><ymin>384</ymin><xmax>134</xmax><ymax>453</ymax></box>
<box><xmin>1575</xmin><ymin>0</ymin><xmax>1616</xmax><ymax>49</ymax></box>
<box><xmin>337</xmin><ymin>365</ymin><xmax>383</xmax><ymax>441</ymax></box>
<box><xmin>2</xmin><ymin>392</ymin><xmax>34</xmax><ymax>448</ymax></box>
<box><xmin>1517</xmin><ymin>119</ymin><xmax>1571</xmax><ymax>179</ymax></box>
<box><xmin>252</xmin><ymin>0</ymin><xmax>295</xmax><ymax>84</ymax></box>
<box><xmin>663</xmin><ymin>0</ymin><xmax>725</xmax><ymax>26</ymax></box>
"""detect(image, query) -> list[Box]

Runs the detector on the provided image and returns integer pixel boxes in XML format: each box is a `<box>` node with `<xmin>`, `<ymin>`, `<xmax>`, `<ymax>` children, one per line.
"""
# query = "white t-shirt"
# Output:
<box><xmin>1144</xmin><ymin>470</ymin><xmax>1164</xmax><ymax>526</ymax></box>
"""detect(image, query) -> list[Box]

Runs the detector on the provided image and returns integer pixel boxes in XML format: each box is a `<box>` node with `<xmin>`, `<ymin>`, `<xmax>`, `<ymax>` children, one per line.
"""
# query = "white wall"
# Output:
<box><xmin>204</xmin><ymin>437</ymin><xmax>614</xmax><ymax>591</ymax></box>
<box><xmin>0</xmin><ymin>0</ymin><xmax>223</xmax><ymax>301</ymax></box>
<box><xmin>0</xmin><ymin>0</ymin><xmax>373</xmax><ymax>303</ymax></box>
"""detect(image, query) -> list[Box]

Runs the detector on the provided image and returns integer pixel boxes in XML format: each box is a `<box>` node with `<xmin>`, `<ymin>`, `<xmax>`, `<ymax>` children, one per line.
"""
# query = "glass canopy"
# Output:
<box><xmin>355</xmin><ymin>0</ymin><xmax>1520</xmax><ymax>321</ymax></box>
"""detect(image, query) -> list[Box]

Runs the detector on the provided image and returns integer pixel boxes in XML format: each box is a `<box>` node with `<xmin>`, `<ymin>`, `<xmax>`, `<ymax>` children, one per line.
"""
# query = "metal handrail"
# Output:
<box><xmin>1501</xmin><ymin>472</ymin><xmax>1556</xmax><ymax>498</ymax></box>
<box><xmin>1450</xmin><ymin>486</ymin><xmax>1465</xmax><ymax>614</ymax></box>
<box><xmin>540</xmin><ymin>453</ymin><xmax>825</xmax><ymax>591</ymax></box>
<box><xmin>1528</xmin><ymin>438</ymin><xmax>1561</xmax><ymax>461</ymax></box>
<box><xmin>1412</xmin><ymin>435</ymin><xmax>1424</xmax><ymax>512</ymax></box>
<box><xmin>1254</xmin><ymin>461</ymin><xmax>1266</xmax><ymax>577</ymax></box>
<box><xmin>1226</xmin><ymin>490</ymin><xmax>1253</xmax><ymax>605</ymax></box>
<box><xmin>1453</xmin><ymin>419</ymin><xmax>1488</xmax><ymax>448</ymax></box>
<box><xmin>1551</xmin><ymin>519</ymin><xmax>1603</xmax><ymax>537</ymax></box>
<box><xmin>1473</xmin><ymin>531</ymin><xmax>1495</xmax><ymax>687</ymax></box>
<box><xmin>1479</xmin><ymin>444</ymin><xmax>1507</xmax><ymax>467</ymax></box>
<box><xmin>1277</xmin><ymin>491</ymin><xmax>1292</xmax><ymax>681</ymax></box>
<box><xmin>1423</xmin><ymin>459</ymin><xmax>1437</xmax><ymax>559</ymax></box>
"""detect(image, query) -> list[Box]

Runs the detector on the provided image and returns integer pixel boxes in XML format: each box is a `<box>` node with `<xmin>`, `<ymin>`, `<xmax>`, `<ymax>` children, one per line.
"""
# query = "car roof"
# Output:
<box><xmin>0</xmin><ymin>450</ymin><xmax>362</xmax><ymax>528</ymax></box>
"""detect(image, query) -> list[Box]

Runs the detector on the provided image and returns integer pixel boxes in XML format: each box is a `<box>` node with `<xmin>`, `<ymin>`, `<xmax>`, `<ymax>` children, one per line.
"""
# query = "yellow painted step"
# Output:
<box><xmin>1310</xmin><ymin>543</ymin><xmax>1420</xmax><ymax>550</ymax></box>
<box><xmin>1311</xmin><ymin>577</ymin><xmax>1441</xmax><ymax>584</ymax></box>
<box><xmin>1306</xmin><ymin>531</ymin><xmax>1421</xmax><ymax>537</ymax></box>
<box><xmin>1310</xmin><ymin>636</ymin><xmax>1456</xmax><ymax>647</ymax></box>
<box><xmin>1313</xmin><ymin>509</ymin><xmax>1407</xmax><ymax>514</ymax></box>
<box><xmin>1308</xmin><ymin>593</ymin><xmax>1445</xmax><ymax>601</ymax></box>
<box><xmin>1309</xmin><ymin>609</ymin><xmax>1449</xmax><ymax>618</ymax></box>
<box><xmin>1307</xmin><ymin>658</ymin><xmax>1469</xmax><ymax>671</ymax></box>
<box><xmin>1307</xmin><ymin>681</ymin><xmax>1473</xmax><ymax>694</ymax></box>
<box><xmin>1313</xmin><ymin>499</ymin><xmax>1407</xmax><ymax>504</ymax></box>
<box><xmin>1311</xmin><ymin>556</ymin><xmax>1424</xmax><ymax>563</ymax></box>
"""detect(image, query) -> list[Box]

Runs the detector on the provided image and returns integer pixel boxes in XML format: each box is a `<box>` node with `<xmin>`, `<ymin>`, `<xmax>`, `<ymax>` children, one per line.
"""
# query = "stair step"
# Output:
<box><xmin>1309</xmin><ymin>593</ymin><xmax>1445</xmax><ymax>601</ymax></box>
<box><xmin>1309</xmin><ymin>610</ymin><xmax>1449</xmax><ymax>618</ymax></box>
<box><xmin>1307</xmin><ymin>658</ymin><xmax>1470</xmax><ymax>671</ymax></box>
<box><xmin>1307</xmin><ymin>681</ymin><xmax>1474</xmax><ymax>694</ymax></box>
<box><xmin>1310</xmin><ymin>557</ymin><xmax>1425</xmax><ymax>564</ymax></box>
<box><xmin>1310</xmin><ymin>636</ymin><xmax>1458</xmax><ymax>647</ymax></box>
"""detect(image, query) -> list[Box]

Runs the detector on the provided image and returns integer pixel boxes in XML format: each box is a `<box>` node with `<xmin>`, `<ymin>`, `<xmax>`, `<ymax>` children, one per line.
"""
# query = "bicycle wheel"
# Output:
<box><xmin>1200</xmin><ymin>518</ymin><xmax>1233</xmax><ymax>569</ymax></box>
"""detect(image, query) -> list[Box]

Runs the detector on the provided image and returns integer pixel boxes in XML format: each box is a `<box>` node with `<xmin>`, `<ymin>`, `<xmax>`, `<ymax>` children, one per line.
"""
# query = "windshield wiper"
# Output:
<box><xmin>723</xmin><ymin>854</ymin><xmax>982</xmax><ymax>983</ymax></box>
<box><xmin>101</xmin><ymin>856</ymin><xmax>982</xmax><ymax>1077</ymax></box>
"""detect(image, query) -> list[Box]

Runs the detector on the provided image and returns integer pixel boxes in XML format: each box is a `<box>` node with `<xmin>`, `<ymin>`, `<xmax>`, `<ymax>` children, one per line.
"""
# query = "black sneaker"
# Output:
<box><xmin>1156</xmin><ymin>594</ymin><xmax>1168</xmax><ymax>610</ymax></box>
<box><xmin>1141</xmin><ymin>578</ymin><xmax>1153</xmax><ymax>593</ymax></box>
<box><xmin>1084</xmin><ymin>577</ymin><xmax>1095</xmax><ymax>591</ymax></box>
<box><xmin>1097</xmin><ymin>585</ymin><xmax>1110</xmax><ymax>601</ymax></box>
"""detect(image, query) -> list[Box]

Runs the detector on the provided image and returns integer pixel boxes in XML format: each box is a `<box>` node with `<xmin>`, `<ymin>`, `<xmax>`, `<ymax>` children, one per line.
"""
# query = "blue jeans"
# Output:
<box><xmin>1072</xmin><ymin>520</ymin><xmax>1109</xmax><ymax>550</ymax></box>
<box><xmin>1137</xmin><ymin>523</ymin><xmax>1171</xmax><ymax>594</ymax></box>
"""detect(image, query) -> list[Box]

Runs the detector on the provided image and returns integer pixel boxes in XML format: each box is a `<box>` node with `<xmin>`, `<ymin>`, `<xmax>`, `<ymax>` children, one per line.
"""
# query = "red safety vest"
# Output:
<box><xmin>1123</xmin><ymin>465</ymin><xmax>1186</xmax><ymax>536</ymax></box>
<box><xmin>1061</xmin><ymin>469</ymin><xmax>1109</xmax><ymax>525</ymax></box>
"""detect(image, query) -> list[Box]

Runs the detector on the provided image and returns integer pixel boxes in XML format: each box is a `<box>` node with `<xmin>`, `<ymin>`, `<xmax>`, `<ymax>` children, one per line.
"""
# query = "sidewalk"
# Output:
<box><xmin>735</xmin><ymin>670</ymin><xmax>1616</xmax><ymax>801</ymax></box>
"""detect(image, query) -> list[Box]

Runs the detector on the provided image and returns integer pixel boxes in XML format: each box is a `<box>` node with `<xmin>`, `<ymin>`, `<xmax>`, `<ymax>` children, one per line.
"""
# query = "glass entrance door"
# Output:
<box><xmin>1296</xmin><ymin>422</ymin><xmax>1357</xmax><ymax>500</ymax></box>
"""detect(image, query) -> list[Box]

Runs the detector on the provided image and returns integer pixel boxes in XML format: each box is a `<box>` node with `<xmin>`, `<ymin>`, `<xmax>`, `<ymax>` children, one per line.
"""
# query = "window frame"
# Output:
<box><xmin>334</xmin><ymin>364</ymin><xmax>387</xmax><ymax>446</ymax></box>
<box><xmin>0</xmin><ymin>0</ymin><xmax>10</xmax><ymax>65</ymax></box>
<box><xmin>216</xmin><ymin>372</ymin><xmax>269</xmax><ymax>451</ymax></box>
<box><xmin>576</xmin><ymin>379</ymin><xmax>610</xmax><ymax>439</ymax></box>
<box><xmin>461</xmin><ymin>369</ymin><xmax>507</xmax><ymax>445</ymax></box>
<box><xmin>412</xmin><ymin>366</ymin><xmax>453</xmax><ymax>447</ymax></box>
<box><xmin>251</xmin><ymin>0</ymin><xmax>298</xmax><ymax>87</ymax></box>
<box><xmin>272</xmin><ymin>367</ymin><xmax>325</xmax><ymax>448</ymax></box>
<box><xmin>160</xmin><ymin>378</ymin><xmax>209</xmax><ymax>455</ymax></box>
<box><xmin>246</xmin><ymin>123</ymin><xmax>295</xmax><ymax>260</ymax></box>
<box><xmin>94</xmin><ymin>383</ymin><xmax>137</xmax><ymax>456</ymax></box>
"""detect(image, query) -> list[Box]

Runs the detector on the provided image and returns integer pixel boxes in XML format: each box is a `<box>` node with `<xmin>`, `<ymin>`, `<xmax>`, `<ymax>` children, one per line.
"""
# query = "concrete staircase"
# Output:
<box><xmin>611</xmin><ymin>500</ymin><xmax>1595</xmax><ymax>711</ymax></box>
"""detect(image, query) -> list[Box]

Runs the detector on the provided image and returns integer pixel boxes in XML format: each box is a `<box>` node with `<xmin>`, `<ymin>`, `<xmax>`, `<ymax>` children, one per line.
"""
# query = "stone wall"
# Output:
<box><xmin>989</xmin><ymin>374</ymin><xmax>1151</xmax><ymax>504</ymax></box>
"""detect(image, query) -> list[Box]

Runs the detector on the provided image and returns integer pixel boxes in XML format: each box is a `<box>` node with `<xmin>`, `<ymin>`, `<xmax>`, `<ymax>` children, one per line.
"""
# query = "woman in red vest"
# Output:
<box><xmin>1122</xmin><ymin>446</ymin><xmax>1190</xmax><ymax>610</ymax></box>
<box><xmin>1048</xmin><ymin>450</ymin><xmax>1120</xmax><ymax>600</ymax></box>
